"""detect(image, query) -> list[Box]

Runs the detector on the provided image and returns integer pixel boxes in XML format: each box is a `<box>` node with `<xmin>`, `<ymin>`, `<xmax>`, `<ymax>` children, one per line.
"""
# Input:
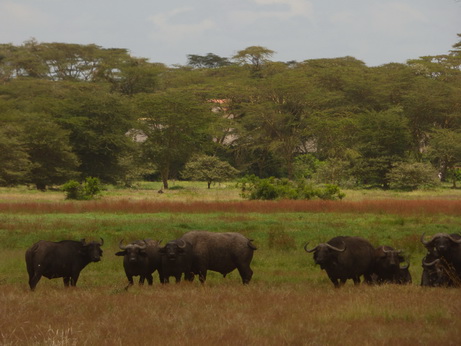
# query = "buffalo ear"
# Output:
<box><xmin>115</xmin><ymin>251</ymin><xmax>126</xmax><ymax>256</ymax></box>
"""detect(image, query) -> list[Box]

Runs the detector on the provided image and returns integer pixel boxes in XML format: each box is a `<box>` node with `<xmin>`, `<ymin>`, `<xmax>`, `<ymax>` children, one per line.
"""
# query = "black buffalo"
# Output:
<box><xmin>25</xmin><ymin>238</ymin><xmax>103</xmax><ymax>290</ymax></box>
<box><xmin>115</xmin><ymin>239</ymin><xmax>162</xmax><ymax>289</ymax></box>
<box><xmin>304</xmin><ymin>236</ymin><xmax>375</xmax><ymax>288</ymax></box>
<box><xmin>178</xmin><ymin>231</ymin><xmax>257</xmax><ymax>284</ymax></box>
<box><xmin>421</xmin><ymin>253</ymin><xmax>458</xmax><ymax>287</ymax></box>
<box><xmin>159</xmin><ymin>239</ymin><xmax>193</xmax><ymax>283</ymax></box>
<box><xmin>421</xmin><ymin>232</ymin><xmax>461</xmax><ymax>280</ymax></box>
<box><xmin>372</xmin><ymin>245</ymin><xmax>411</xmax><ymax>284</ymax></box>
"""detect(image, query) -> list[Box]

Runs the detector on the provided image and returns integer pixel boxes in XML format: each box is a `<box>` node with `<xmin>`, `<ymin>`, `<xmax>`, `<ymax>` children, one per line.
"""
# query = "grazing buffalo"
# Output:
<box><xmin>178</xmin><ymin>231</ymin><xmax>257</xmax><ymax>284</ymax></box>
<box><xmin>304</xmin><ymin>236</ymin><xmax>375</xmax><ymax>288</ymax></box>
<box><xmin>421</xmin><ymin>233</ymin><xmax>461</xmax><ymax>279</ymax></box>
<box><xmin>25</xmin><ymin>238</ymin><xmax>103</xmax><ymax>290</ymax></box>
<box><xmin>159</xmin><ymin>239</ymin><xmax>193</xmax><ymax>283</ymax></box>
<box><xmin>115</xmin><ymin>239</ymin><xmax>162</xmax><ymax>289</ymax></box>
<box><xmin>372</xmin><ymin>245</ymin><xmax>411</xmax><ymax>284</ymax></box>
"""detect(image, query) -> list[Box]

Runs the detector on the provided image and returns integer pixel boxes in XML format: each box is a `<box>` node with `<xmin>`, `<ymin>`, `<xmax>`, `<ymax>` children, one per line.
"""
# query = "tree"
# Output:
<box><xmin>135</xmin><ymin>89</ymin><xmax>214</xmax><ymax>189</ymax></box>
<box><xmin>55</xmin><ymin>84</ymin><xmax>136</xmax><ymax>184</ymax></box>
<box><xmin>353</xmin><ymin>108</ymin><xmax>411</xmax><ymax>188</ymax></box>
<box><xmin>0</xmin><ymin>124</ymin><xmax>30</xmax><ymax>186</ymax></box>
<box><xmin>233</xmin><ymin>46</ymin><xmax>275</xmax><ymax>76</ymax></box>
<box><xmin>427</xmin><ymin>129</ymin><xmax>461</xmax><ymax>187</ymax></box>
<box><xmin>187</xmin><ymin>53</ymin><xmax>231</xmax><ymax>69</ymax></box>
<box><xmin>23</xmin><ymin>114</ymin><xmax>79</xmax><ymax>190</ymax></box>
<box><xmin>181</xmin><ymin>155</ymin><xmax>239</xmax><ymax>188</ymax></box>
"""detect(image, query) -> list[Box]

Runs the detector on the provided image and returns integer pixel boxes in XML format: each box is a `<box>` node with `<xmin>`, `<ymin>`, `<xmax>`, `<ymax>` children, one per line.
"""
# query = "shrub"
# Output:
<box><xmin>387</xmin><ymin>162</ymin><xmax>440</xmax><ymax>190</ymax></box>
<box><xmin>62</xmin><ymin>177</ymin><xmax>102</xmax><ymax>200</ymax></box>
<box><xmin>237</xmin><ymin>175</ymin><xmax>345</xmax><ymax>200</ymax></box>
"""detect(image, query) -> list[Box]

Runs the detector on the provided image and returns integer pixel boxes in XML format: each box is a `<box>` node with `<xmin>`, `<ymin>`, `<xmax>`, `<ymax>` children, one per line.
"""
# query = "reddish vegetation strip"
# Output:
<box><xmin>1</xmin><ymin>199</ymin><xmax>461</xmax><ymax>215</ymax></box>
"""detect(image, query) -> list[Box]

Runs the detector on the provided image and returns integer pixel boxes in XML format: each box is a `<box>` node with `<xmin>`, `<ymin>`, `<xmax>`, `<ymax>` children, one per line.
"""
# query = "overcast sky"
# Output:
<box><xmin>1</xmin><ymin>0</ymin><xmax>460</xmax><ymax>67</ymax></box>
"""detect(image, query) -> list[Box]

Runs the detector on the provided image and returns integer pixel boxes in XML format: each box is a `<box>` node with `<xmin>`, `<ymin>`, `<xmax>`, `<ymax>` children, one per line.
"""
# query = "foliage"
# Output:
<box><xmin>0</xmin><ymin>124</ymin><xmax>30</xmax><ymax>186</ymax></box>
<box><xmin>181</xmin><ymin>155</ymin><xmax>239</xmax><ymax>188</ymax></box>
<box><xmin>387</xmin><ymin>162</ymin><xmax>440</xmax><ymax>190</ymax></box>
<box><xmin>237</xmin><ymin>175</ymin><xmax>345</xmax><ymax>200</ymax></box>
<box><xmin>1</xmin><ymin>39</ymin><xmax>461</xmax><ymax>190</ymax></box>
<box><xmin>62</xmin><ymin>177</ymin><xmax>102</xmax><ymax>200</ymax></box>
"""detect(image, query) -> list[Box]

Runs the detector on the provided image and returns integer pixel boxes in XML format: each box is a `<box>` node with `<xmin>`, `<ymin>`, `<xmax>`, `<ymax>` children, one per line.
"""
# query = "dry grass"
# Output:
<box><xmin>1</xmin><ymin>283</ymin><xmax>460</xmax><ymax>345</ymax></box>
<box><xmin>2</xmin><ymin>185</ymin><xmax>461</xmax><ymax>345</ymax></box>
<box><xmin>2</xmin><ymin>199</ymin><xmax>461</xmax><ymax>216</ymax></box>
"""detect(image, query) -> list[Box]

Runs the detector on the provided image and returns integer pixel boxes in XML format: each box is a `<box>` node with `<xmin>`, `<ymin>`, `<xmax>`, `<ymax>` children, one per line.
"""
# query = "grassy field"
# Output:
<box><xmin>1</xmin><ymin>183</ymin><xmax>461</xmax><ymax>345</ymax></box>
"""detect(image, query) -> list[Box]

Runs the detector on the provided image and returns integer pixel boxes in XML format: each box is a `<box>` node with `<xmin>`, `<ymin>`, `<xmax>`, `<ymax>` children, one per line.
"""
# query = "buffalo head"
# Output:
<box><xmin>159</xmin><ymin>240</ymin><xmax>188</xmax><ymax>261</ymax></box>
<box><xmin>375</xmin><ymin>245</ymin><xmax>405</xmax><ymax>270</ymax></box>
<box><xmin>420</xmin><ymin>233</ymin><xmax>461</xmax><ymax>257</ymax></box>
<box><xmin>81</xmin><ymin>238</ymin><xmax>104</xmax><ymax>262</ymax></box>
<box><xmin>115</xmin><ymin>239</ymin><xmax>147</xmax><ymax>263</ymax></box>
<box><xmin>304</xmin><ymin>241</ymin><xmax>346</xmax><ymax>269</ymax></box>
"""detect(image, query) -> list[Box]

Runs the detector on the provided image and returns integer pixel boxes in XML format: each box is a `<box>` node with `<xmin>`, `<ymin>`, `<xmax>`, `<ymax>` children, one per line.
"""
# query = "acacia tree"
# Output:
<box><xmin>135</xmin><ymin>89</ymin><xmax>214</xmax><ymax>189</ymax></box>
<box><xmin>181</xmin><ymin>155</ymin><xmax>239</xmax><ymax>188</ymax></box>
<box><xmin>233</xmin><ymin>46</ymin><xmax>275</xmax><ymax>77</ymax></box>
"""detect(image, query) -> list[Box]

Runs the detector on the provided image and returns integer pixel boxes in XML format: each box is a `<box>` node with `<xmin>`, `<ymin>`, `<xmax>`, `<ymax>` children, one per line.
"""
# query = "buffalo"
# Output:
<box><xmin>304</xmin><ymin>236</ymin><xmax>375</xmax><ymax>288</ymax></box>
<box><xmin>115</xmin><ymin>239</ymin><xmax>162</xmax><ymax>289</ymax></box>
<box><xmin>159</xmin><ymin>239</ymin><xmax>193</xmax><ymax>283</ymax></box>
<box><xmin>372</xmin><ymin>245</ymin><xmax>412</xmax><ymax>284</ymax></box>
<box><xmin>25</xmin><ymin>238</ymin><xmax>103</xmax><ymax>290</ymax></box>
<box><xmin>421</xmin><ymin>253</ymin><xmax>458</xmax><ymax>287</ymax></box>
<box><xmin>421</xmin><ymin>233</ymin><xmax>461</xmax><ymax>280</ymax></box>
<box><xmin>178</xmin><ymin>231</ymin><xmax>257</xmax><ymax>284</ymax></box>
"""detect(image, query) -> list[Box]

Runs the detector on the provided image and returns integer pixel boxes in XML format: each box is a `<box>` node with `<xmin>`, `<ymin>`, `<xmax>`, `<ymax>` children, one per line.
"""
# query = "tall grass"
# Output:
<box><xmin>1</xmin><ymin>284</ymin><xmax>460</xmax><ymax>345</ymax></box>
<box><xmin>3</xmin><ymin>199</ymin><xmax>461</xmax><ymax>216</ymax></box>
<box><xmin>1</xmin><ymin>186</ymin><xmax>461</xmax><ymax>344</ymax></box>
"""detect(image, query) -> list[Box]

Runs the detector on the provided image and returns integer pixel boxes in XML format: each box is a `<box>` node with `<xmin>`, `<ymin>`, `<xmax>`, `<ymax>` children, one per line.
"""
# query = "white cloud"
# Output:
<box><xmin>232</xmin><ymin>0</ymin><xmax>313</xmax><ymax>23</ymax></box>
<box><xmin>254</xmin><ymin>0</ymin><xmax>313</xmax><ymax>18</ymax></box>
<box><xmin>149</xmin><ymin>7</ymin><xmax>215</xmax><ymax>42</ymax></box>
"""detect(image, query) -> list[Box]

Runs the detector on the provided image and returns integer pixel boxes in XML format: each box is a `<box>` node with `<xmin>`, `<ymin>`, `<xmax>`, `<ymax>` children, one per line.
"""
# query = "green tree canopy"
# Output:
<box><xmin>181</xmin><ymin>155</ymin><xmax>239</xmax><ymax>188</ymax></box>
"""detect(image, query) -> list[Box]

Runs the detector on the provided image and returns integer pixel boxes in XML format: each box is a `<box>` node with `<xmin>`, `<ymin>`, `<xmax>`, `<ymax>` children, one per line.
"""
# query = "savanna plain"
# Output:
<box><xmin>1</xmin><ymin>182</ymin><xmax>461</xmax><ymax>345</ymax></box>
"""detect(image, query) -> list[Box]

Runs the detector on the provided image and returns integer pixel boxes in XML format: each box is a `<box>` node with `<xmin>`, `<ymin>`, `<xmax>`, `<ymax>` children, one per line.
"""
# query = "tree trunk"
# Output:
<box><xmin>161</xmin><ymin>167</ymin><xmax>169</xmax><ymax>189</ymax></box>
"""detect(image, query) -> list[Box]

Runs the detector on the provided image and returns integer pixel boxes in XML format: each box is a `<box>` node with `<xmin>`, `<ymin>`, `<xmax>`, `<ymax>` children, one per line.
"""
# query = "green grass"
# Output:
<box><xmin>1</xmin><ymin>184</ymin><xmax>461</xmax><ymax>345</ymax></box>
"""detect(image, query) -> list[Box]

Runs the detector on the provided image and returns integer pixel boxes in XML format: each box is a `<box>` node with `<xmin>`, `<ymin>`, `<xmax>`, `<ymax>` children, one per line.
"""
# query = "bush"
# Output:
<box><xmin>387</xmin><ymin>162</ymin><xmax>440</xmax><ymax>190</ymax></box>
<box><xmin>62</xmin><ymin>177</ymin><xmax>102</xmax><ymax>200</ymax></box>
<box><xmin>237</xmin><ymin>175</ymin><xmax>345</xmax><ymax>200</ymax></box>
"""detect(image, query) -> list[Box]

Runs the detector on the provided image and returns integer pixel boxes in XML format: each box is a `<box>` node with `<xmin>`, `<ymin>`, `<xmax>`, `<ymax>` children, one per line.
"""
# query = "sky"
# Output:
<box><xmin>1</xmin><ymin>0</ymin><xmax>460</xmax><ymax>67</ymax></box>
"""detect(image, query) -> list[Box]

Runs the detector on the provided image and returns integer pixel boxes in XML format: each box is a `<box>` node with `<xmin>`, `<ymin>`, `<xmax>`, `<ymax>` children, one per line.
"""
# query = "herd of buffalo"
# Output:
<box><xmin>24</xmin><ymin>230</ymin><xmax>461</xmax><ymax>290</ymax></box>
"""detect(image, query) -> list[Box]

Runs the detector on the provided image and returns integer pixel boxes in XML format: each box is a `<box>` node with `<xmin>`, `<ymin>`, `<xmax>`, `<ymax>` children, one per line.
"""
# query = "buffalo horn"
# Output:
<box><xmin>326</xmin><ymin>242</ymin><xmax>346</xmax><ymax>252</ymax></box>
<box><xmin>420</xmin><ymin>232</ymin><xmax>430</xmax><ymax>246</ymax></box>
<box><xmin>422</xmin><ymin>258</ymin><xmax>440</xmax><ymax>267</ymax></box>
<box><xmin>447</xmin><ymin>234</ymin><xmax>461</xmax><ymax>244</ymax></box>
<box><xmin>118</xmin><ymin>239</ymin><xmax>127</xmax><ymax>250</ymax></box>
<box><xmin>135</xmin><ymin>241</ymin><xmax>147</xmax><ymax>250</ymax></box>
<box><xmin>177</xmin><ymin>240</ymin><xmax>186</xmax><ymax>249</ymax></box>
<box><xmin>99</xmin><ymin>237</ymin><xmax>104</xmax><ymax>246</ymax></box>
<box><xmin>303</xmin><ymin>242</ymin><xmax>318</xmax><ymax>253</ymax></box>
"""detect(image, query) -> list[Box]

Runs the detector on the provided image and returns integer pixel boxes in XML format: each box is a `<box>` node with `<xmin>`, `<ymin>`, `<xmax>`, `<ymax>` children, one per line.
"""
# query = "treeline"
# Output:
<box><xmin>1</xmin><ymin>36</ymin><xmax>461</xmax><ymax>191</ymax></box>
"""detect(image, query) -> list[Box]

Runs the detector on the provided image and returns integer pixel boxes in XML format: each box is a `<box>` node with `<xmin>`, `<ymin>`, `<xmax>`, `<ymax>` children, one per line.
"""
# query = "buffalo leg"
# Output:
<box><xmin>146</xmin><ymin>273</ymin><xmax>153</xmax><ymax>285</ymax></box>
<box><xmin>352</xmin><ymin>276</ymin><xmax>361</xmax><ymax>285</ymax></box>
<box><xmin>70</xmin><ymin>273</ymin><xmax>80</xmax><ymax>286</ymax></box>
<box><xmin>29</xmin><ymin>271</ymin><xmax>42</xmax><ymax>291</ymax></box>
<box><xmin>139</xmin><ymin>276</ymin><xmax>145</xmax><ymax>285</ymax></box>
<box><xmin>237</xmin><ymin>266</ymin><xmax>253</xmax><ymax>284</ymax></box>
<box><xmin>198</xmin><ymin>270</ymin><xmax>207</xmax><ymax>284</ymax></box>
<box><xmin>63</xmin><ymin>277</ymin><xmax>71</xmax><ymax>287</ymax></box>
